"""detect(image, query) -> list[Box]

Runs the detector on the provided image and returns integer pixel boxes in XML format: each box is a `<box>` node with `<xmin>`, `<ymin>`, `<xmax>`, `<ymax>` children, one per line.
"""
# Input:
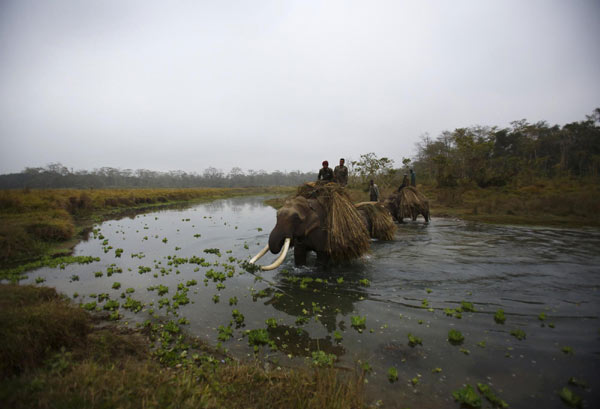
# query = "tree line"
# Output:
<box><xmin>411</xmin><ymin>108</ymin><xmax>600</xmax><ymax>187</ymax></box>
<box><xmin>0</xmin><ymin>165</ymin><xmax>314</xmax><ymax>189</ymax></box>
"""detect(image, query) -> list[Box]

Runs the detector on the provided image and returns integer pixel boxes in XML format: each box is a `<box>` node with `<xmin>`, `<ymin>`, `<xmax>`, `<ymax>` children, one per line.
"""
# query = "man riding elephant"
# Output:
<box><xmin>333</xmin><ymin>158</ymin><xmax>348</xmax><ymax>186</ymax></box>
<box><xmin>317</xmin><ymin>161</ymin><xmax>334</xmax><ymax>181</ymax></box>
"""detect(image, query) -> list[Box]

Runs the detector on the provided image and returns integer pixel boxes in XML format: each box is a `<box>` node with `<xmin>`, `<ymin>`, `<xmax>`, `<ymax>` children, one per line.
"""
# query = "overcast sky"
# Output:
<box><xmin>1</xmin><ymin>0</ymin><xmax>598</xmax><ymax>175</ymax></box>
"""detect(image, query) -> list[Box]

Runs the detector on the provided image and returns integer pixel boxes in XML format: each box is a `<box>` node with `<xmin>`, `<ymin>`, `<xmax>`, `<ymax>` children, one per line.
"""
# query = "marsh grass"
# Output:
<box><xmin>0</xmin><ymin>186</ymin><xmax>293</xmax><ymax>269</ymax></box>
<box><xmin>0</xmin><ymin>284</ymin><xmax>367</xmax><ymax>409</ymax></box>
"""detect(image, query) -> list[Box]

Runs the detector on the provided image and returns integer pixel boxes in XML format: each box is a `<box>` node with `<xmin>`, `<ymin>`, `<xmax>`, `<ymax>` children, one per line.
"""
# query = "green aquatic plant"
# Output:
<box><xmin>421</xmin><ymin>299</ymin><xmax>429</xmax><ymax>308</ymax></box>
<box><xmin>138</xmin><ymin>266</ymin><xmax>151</xmax><ymax>274</ymax></box>
<box><xmin>448</xmin><ymin>329</ymin><xmax>464</xmax><ymax>344</ymax></box>
<box><xmin>559</xmin><ymin>387</ymin><xmax>582</xmax><ymax>408</ymax></box>
<box><xmin>351</xmin><ymin>316</ymin><xmax>366</xmax><ymax>333</ymax></box>
<box><xmin>387</xmin><ymin>367</ymin><xmax>398</xmax><ymax>383</ymax></box>
<box><xmin>407</xmin><ymin>333</ymin><xmax>422</xmax><ymax>347</ymax></box>
<box><xmin>460</xmin><ymin>348</ymin><xmax>470</xmax><ymax>355</ymax></box>
<box><xmin>358</xmin><ymin>278</ymin><xmax>370</xmax><ymax>287</ymax></box>
<box><xmin>333</xmin><ymin>330</ymin><xmax>343</xmax><ymax>342</ymax></box>
<box><xmin>70</xmin><ymin>275</ymin><xmax>79</xmax><ymax>282</ymax></box>
<box><xmin>212</xmin><ymin>294</ymin><xmax>220</xmax><ymax>303</ymax></box>
<box><xmin>311</xmin><ymin>350</ymin><xmax>336</xmax><ymax>367</ymax></box>
<box><xmin>122</xmin><ymin>297</ymin><xmax>143</xmax><ymax>313</ymax></box>
<box><xmin>295</xmin><ymin>316</ymin><xmax>309</xmax><ymax>325</ymax></box>
<box><xmin>35</xmin><ymin>277</ymin><xmax>45</xmax><ymax>284</ymax></box>
<box><xmin>265</xmin><ymin>318</ymin><xmax>277</xmax><ymax>328</ymax></box>
<box><xmin>477</xmin><ymin>383</ymin><xmax>508</xmax><ymax>408</ymax></box>
<box><xmin>411</xmin><ymin>377</ymin><xmax>419</xmax><ymax>386</ymax></box>
<box><xmin>561</xmin><ymin>346</ymin><xmax>574</xmax><ymax>355</ymax></box>
<box><xmin>217</xmin><ymin>325</ymin><xmax>233</xmax><ymax>341</ymax></box>
<box><xmin>448</xmin><ymin>328</ymin><xmax>465</xmax><ymax>345</ymax></box>
<box><xmin>204</xmin><ymin>248</ymin><xmax>221</xmax><ymax>257</ymax></box>
<box><xmin>103</xmin><ymin>300</ymin><xmax>120</xmax><ymax>311</ymax></box>
<box><xmin>246</xmin><ymin>329</ymin><xmax>274</xmax><ymax>350</ymax></box>
<box><xmin>125</xmin><ymin>287</ymin><xmax>135</xmax><ymax>294</ymax></box>
<box><xmin>229</xmin><ymin>296</ymin><xmax>238</xmax><ymax>306</ymax></box>
<box><xmin>538</xmin><ymin>312</ymin><xmax>547</xmax><ymax>321</ymax></box>
<box><xmin>162</xmin><ymin>238</ymin><xmax>168</xmax><ymax>243</ymax></box>
<box><xmin>432</xmin><ymin>367</ymin><xmax>442</xmax><ymax>373</ymax></box>
<box><xmin>97</xmin><ymin>293</ymin><xmax>109</xmax><ymax>302</ymax></box>
<box><xmin>115</xmin><ymin>248</ymin><xmax>123</xmax><ymax>257</ymax></box>
<box><xmin>510</xmin><ymin>329</ymin><xmax>526</xmax><ymax>340</ymax></box>
<box><xmin>157</xmin><ymin>285</ymin><xmax>169</xmax><ymax>296</ymax></box>
<box><xmin>460</xmin><ymin>301</ymin><xmax>475</xmax><ymax>312</ymax></box>
<box><xmin>477</xmin><ymin>341</ymin><xmax>486</xmax><ymax>348</ymax></box>
<box><xmin>494</xmin><ymin>309</ymin><xmax>506</xmax><ymax>324</ymax></box>
<box><xmin>94</xmin><ymin>271</ymin><xmax>103</xmax><ymax>277</ymax></box>
<box><xmin>112</xmin><ymin>282</ymin><xmax>121</xmax><ymax>290</ymax></box>
<box><xmin>82</xmin><ymin>301</ymin><xmax>97</xmax><ymax>311</ymax></box>
<box><xmin>452</xmin><ymin>384</ymin><xmax>481</xmax><ymax>408</ymax></box>
<box><xmin>158</xmin><ymin>298</ymin><xmax>170</xmax><ymax>309</ymax></box>
<box><xmin>185</xmin><ymin>279</ymin><xmax>197</xmax><ymax>287</ymax></box>
<box><xmin>232</xmin><ymin>309</ymin><xmax>245</xmax><ymax>327</ymax></box>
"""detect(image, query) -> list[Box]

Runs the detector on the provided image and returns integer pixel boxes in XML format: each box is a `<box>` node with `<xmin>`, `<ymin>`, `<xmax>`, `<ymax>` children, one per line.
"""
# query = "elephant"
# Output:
<box><xmin>250</xmin><ymin>196</ymin><xmax>329</xmax><ymax>270</ymax></box>
<box><xmin>385</xmin><ymin>187</ymin><xmax>430</xmax><ymax>223</ymax></box>
<box><xmin>250</xmin><ymin>195</ymin><xmax>395</xmax><ymax>270</ymax></box>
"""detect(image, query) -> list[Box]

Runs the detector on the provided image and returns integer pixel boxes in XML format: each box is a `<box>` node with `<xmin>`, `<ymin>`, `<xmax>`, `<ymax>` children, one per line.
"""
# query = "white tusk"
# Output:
<box><xmin>259</xmin><ymin>238</ymin><xmax>291</xmax><ymax>271</ymax></box>
<box><xmin>249</xmin><ymin>244</ymin><xmax>270</xmax><ymax>264</ymax></box>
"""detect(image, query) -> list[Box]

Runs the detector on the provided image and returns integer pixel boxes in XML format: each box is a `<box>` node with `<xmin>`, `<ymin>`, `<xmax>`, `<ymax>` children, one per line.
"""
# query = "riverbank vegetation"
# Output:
<box><xmin>0</xmin><ymin>284</ymin><xmax>366</xmax><ymax>409</ymax></box>
<box><xmin>0</xmin><ymin>187</ymin><xmax>293</xmax><ymax>268</ymax></box>
<box><xmin>345</xmin><ymin>109</ymin><xmax>600</xmax><ymax>226</ymax></box>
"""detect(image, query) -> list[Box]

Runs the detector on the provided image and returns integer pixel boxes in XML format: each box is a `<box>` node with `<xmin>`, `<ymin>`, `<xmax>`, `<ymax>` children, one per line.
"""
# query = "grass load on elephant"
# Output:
<box><xmin>355</xmin><ymin>201</ymin><xmax>396</xmax><ymax>240</ymax></box>
<box><xmin>296</xmin><ymin>182</ymin><xmax>371</xmax><ymax>260</ymax></box>
<box><xmin>385</xmin><ymin>186</ymin><xmax>430</xmax><ymax>222</ymax></box>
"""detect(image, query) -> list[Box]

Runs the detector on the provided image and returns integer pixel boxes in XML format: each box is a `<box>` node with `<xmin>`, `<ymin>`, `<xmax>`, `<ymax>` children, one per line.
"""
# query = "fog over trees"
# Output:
<box><xmin>0</xmin><ymin>165</ymin><xmax>314</xmax><ymax>189</ymax></box>
<box><xmin>1</xmin><ymin>108</ymin><xmax>598</xmax><ymax>190</ymax></box>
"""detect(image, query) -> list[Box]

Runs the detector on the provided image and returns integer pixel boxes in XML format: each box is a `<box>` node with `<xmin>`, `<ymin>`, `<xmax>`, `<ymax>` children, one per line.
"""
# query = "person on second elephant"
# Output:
<box><xmin>318</xmin><ymin>161</ymin><xmax>334</xmax><ymax>181</ymax></box>
<box><xmin>410</xmin><ymin>168</ymin><xmax>416</xmax><ymax>187</ymax></box>
<box><xmin>369</xmin><ymin>179</ymin><xmax>380</xmax><ymax>202</ymax></box>
<box><xmin>333</xmin><ymin>158</ymin><xmax>348</xmax><ymax>186</ymax></box>
<box><xmin>398</xmin><ymin>173</ymin><xmax>409</xmax><ymax>191</ymax></box>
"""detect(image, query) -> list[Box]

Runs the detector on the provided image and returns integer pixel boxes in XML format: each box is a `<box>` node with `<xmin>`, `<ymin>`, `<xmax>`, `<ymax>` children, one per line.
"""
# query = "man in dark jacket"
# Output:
<box><xmin>333</xmin><ymin>158</ymin><xmax>348</xmax><ymax>186</ymax></box>
<box><xmin>318</xmin><ymin>161</ymin><xmax>334</xmax><ymax>181</ymax></box>
<box><xmin>410</xmin><ymin>169</ymin><xmax>416</xmax><ymax>187</ymax></box>
<box><xmin>369</xmin><ymin>179</ymin><xmax>380</xmax><ymax>201</ymax></box>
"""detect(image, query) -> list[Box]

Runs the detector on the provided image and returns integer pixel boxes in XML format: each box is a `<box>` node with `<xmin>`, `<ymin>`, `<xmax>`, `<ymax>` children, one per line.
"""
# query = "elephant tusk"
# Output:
<box><xmin>257</xmin><ymin>238</ymin><xmax>291</xmax><ymax>271</ymax></box>
<box><xmin>249</xmin><ymin>244</ymin><xmax>270</xmax><ymax>264</ymax></box>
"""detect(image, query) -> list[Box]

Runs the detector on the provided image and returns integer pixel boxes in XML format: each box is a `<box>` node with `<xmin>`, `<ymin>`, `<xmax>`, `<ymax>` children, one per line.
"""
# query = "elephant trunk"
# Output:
<box><xmin>268</xmin><ymin>224</ymin><xmax>291</xmax><ymax>254</ymax></box>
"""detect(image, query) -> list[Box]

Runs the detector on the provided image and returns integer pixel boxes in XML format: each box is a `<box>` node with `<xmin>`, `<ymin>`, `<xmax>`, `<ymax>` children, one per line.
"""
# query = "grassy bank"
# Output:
<box><xmin>0</xmin><ymin>187</ymin><xmax>294</xmax><ymax>268</ymax></box>
<box><xmin>0</xmin><ymin>284</ymin><xmax>367</xmax><ymax>409</ymax></box>
<box><xmin>265</xmin><ymin>179</ymin><xmax>600</xmax><ymax>227</ymax></box>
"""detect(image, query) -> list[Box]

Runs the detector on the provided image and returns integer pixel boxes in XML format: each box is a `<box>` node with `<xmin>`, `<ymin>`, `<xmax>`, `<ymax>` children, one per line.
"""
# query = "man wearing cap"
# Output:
<box><xmin>333</xmin><ymin>158</ymin><xmax>348</xmax><ymax>186</ymax></box>
<box><xmin>318</xmin><ymin>161</ymin><xmax>334</xmax><ymax>181</ymax></box>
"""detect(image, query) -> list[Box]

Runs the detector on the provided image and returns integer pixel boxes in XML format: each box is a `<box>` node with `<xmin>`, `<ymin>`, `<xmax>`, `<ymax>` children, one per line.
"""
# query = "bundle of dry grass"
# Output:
<box><xmin>355</xmin><ymin>202</ymin><xmax>396</xmax><ymax>240</ymax></box>
<box><xmin>389</xmin><ymin>186</ymin><xmax>430</xmax><ymax>221</ymax></box>
<box><xmin>296</xmin><ymin>182</ymin><xmax>370</xmax><ymax>260</ymax></box>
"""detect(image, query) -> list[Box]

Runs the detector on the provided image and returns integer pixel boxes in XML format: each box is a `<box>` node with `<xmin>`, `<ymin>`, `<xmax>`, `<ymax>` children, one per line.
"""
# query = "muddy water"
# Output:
<box><xmin>26</xmin><ymin>196</ymin><xmax>599</xmax><ymax>408</ymax></box>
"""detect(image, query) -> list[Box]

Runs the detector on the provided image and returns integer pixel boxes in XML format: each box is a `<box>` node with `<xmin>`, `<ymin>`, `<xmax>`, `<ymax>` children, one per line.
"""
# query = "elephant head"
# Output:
<box><xmin>250</xmin><ymin>196</ymin><xmax>327</xmax><ymax>270</ymax></box>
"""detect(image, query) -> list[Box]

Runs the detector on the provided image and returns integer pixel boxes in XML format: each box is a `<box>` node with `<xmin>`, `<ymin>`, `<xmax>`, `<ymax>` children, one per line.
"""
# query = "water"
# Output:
<box><xmin>24</xmin><ymin>196</ymin><xmax>600</xmax><ymax>408</ymax></box>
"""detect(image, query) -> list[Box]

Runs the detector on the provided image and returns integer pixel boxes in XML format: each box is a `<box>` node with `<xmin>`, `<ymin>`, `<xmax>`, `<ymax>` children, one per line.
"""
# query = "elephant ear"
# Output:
<box><xmin>303</xmin><ymin>200</ymin><xmax>323</xmax><ymax>237</ymax></box>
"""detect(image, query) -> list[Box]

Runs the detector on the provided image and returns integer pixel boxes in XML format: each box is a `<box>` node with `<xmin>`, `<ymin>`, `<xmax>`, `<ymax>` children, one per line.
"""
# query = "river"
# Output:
<box><xmin>25</xmin><ymin>195</ymin><xmax>600</xmax><ymax>408</ymax></box>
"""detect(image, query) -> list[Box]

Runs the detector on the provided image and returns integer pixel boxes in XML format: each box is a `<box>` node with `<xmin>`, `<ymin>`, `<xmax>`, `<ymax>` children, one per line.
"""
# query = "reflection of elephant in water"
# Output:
<box><xmin>250</xmin><ymin>196</ymin><xmax>393</xmax><ymax>269</ymax></box>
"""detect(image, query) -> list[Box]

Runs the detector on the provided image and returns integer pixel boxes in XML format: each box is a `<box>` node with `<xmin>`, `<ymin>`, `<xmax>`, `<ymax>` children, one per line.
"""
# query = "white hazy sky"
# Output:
<box><xmin>1</xmin><ymin>0</ymin><xmax>599</xmax><ymax>175</ymax></box>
